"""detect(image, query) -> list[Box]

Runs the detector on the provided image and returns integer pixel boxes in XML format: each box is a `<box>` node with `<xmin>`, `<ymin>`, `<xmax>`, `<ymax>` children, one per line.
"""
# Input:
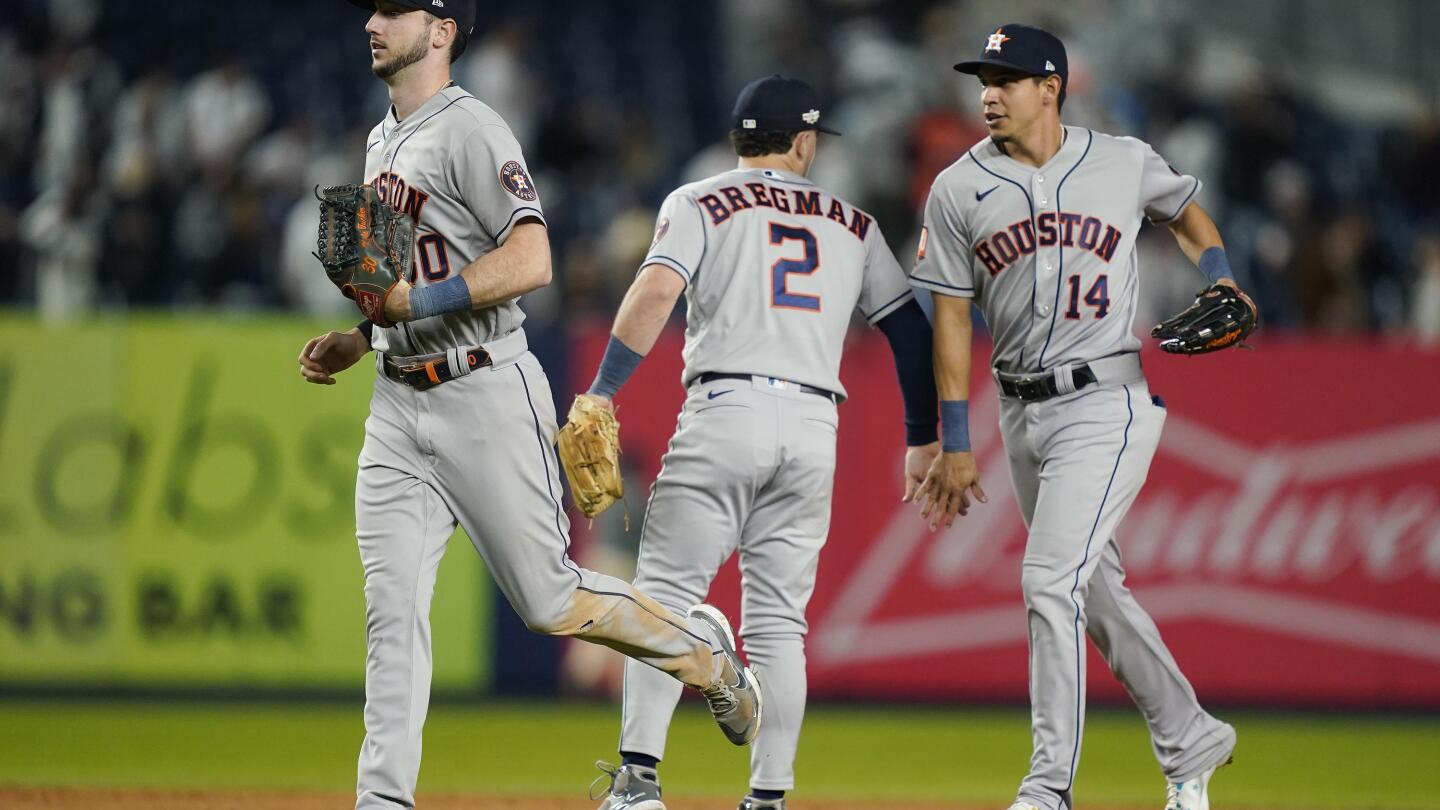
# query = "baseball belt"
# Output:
<box><xmin>380</xmin><ymin>346</ymin><xmax>492</xmax><ymax>390</ymax></box>
<box><xmin>993</xmin><ymin>353</ymin><xmax>1143</xmax><ymax>403</ymax></box>
<box><xmin>696</xmin><ymin>372</ymin><xmax>838</xmax><ymax>403</ymax></box>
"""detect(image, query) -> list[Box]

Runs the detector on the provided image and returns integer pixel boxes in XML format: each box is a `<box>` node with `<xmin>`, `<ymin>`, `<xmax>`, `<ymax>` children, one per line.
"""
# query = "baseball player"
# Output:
<box><xmin>910</xmin><ymin>24</ymin><xmax>1245</xmax><ymax>810</ymax></box>
<box><xmin>584</xmin><ymin>75</ymin><xmax>950</xmax><ymax>810</ymax></box>
<box><xmin>297</xmin><ymin>3</ymin><xmax>758</xmax><ymax>807</ymax></box>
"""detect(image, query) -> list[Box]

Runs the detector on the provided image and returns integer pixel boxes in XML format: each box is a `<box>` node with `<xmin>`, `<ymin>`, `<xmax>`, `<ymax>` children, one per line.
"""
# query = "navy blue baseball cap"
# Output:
<box><xmin>345</xmin><ymin>0</ymin><xmax>476</xmax><ymax>54</ymax></box>
<box><xmin>732</xmin><ymin>75</ymin><xmax>841</xmax><ymax>136</ymax></box>
<box><xmin>954</xmin><ymin>24</ymin><xmax>1067</xmax><ymax>86</ymax></box>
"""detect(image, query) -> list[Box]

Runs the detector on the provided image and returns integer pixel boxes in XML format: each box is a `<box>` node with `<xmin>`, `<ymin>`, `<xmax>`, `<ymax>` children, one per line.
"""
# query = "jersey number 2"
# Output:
<box><xmin>1064</xmin><ymin>274</ymin><xmax>1110</xmax><ymax>319</ymax></box>
<box><xmin>769</xmin><ymin>223</ymin><xmax>821</xmax><ymax>311</ymax></box>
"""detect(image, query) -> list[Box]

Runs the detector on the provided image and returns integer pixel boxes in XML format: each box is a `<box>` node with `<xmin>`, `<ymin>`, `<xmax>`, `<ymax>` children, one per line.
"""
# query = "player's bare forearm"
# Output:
<box><xmin>931</xmin><ymin>294</ymin><xmax>974</xmax><ymax>401</ymax></box>
<box><xmin>581</xmin><ymin>264</ymin><xmax>685</xmax><ymax>408</ymax></box>
<box><xmin>919</xmin><ymin>293</ymin><xmax>986</xmax><ymax>528</ymax></box>
<box><xmin>1167</xmin><ymin>202</ymin><xmax>1224</xmax><ymax>266</ymax></box>
<box><xmin>459</xmin><ymin>220</ymin><xmax>553</xmax><ymax>308</ymax></box>
<box><xmin>611</xmin><ymin>264</ymin><xmax>686</xmax><ymax>355</ymax></box>
<box><xmin>383</xmin><ymin>222</ymin><xmax>551</xmax><ymax>323</ymax></box>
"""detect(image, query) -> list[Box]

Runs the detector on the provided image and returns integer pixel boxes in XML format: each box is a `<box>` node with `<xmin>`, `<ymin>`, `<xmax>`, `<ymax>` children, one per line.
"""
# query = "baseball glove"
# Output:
<box><xmin>314</xmin><ymin>183</ymin><xmax>414</xmax><ymax>328</ymax></box>
<box><xmin>556</xmin><ymin>395</ymin><xmax>625</xmax><ymax>521</ymax></box>
<box><xmin>1151</xmin><ymin>283</ymin><xmax>1259</xmax><ymax>355</ymax></box>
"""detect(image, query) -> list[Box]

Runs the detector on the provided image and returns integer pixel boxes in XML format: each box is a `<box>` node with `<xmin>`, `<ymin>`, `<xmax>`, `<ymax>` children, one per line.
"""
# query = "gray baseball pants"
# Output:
<box><xmin>1003</xmin><ymin>378</ymin><xmax>1236</xmax><ymax>810</ymax></box>
<box><xmin>618</xmin><ymin>376</ymin><xmax>838</xmax><ymax>791</ymax></box>
<box><xmin>353</xmin><ymin>329</ymin><xmax>721</xmax><ymax>810</ymax></box>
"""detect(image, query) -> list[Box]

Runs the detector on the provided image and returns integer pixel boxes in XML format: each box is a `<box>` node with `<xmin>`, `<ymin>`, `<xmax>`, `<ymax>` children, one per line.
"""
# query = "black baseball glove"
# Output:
<box><xmin>1151</xmin><ymin>283</ymin><xmax>1259</xmax><ymax>355</ymax></box>
<box><xmin>314</xmin><ymin>184</ymin><xmax>414</xmax><ymax>328</ymax></box>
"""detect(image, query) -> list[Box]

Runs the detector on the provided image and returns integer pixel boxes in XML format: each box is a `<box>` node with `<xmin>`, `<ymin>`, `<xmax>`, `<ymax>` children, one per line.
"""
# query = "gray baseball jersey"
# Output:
<box><xmin>912</xmin><ymin>128</ymin><xmax>1235</xmax><ymax>810</ymax></box>
<box><xmin>364</xmin><ymin>83</ymin><xmax>542</xmax><ymax>356</ymax></box>
<box><xmin>617</xmin><ymin>166</ymin><xmax>914</xmax><ymax>791</ymax></box>
<box><xmin>351</xmin><ymin>83</ymin><xmax>730</xmax><ymax>810</ymax></box>
<box><xmin>911</xmin><ymin>127</ymin><xmax>1199</xmax><ymax>373</ymax></box>
<box><xmin>645</xmin><ymin>167</ymin><xmax>914</xmax><ymax>398</ymax></box>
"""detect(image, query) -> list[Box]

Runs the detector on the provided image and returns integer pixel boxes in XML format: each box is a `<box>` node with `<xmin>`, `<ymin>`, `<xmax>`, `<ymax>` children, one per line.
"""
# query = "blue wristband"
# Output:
<box><xmin>940</xmin><ymin>400</ymin><xmax>971</xmax><ymax>453</ymax></box>
<box><xmin>589</xmin><ymin>334</ymin><xmax>645</xmax><ymax>399</ymax></box>
<box><xmin>1197</xmin><ymin>247</ymin><xmax>1234</xmax><ymax>284</ymax></box>
<box><xmin>409</xmin><ymin>275</ymin><xmax>471</xmax><ymax>321</ymax></box>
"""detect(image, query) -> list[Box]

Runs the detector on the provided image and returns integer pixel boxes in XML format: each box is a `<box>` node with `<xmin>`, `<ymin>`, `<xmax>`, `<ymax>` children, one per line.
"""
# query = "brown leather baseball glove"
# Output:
<box><xmin>557</xmin><ymin>395</ymin><xmax>625</xmax><ymax>520</ymax></box>
<box><xmin>314</xmin><ymin>184</ymin><xmax>414</xmax><ymax>327</ymax></box>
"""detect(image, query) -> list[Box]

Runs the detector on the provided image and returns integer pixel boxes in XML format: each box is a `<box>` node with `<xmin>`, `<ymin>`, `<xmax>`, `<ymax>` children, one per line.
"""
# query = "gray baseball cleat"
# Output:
<box><xmin>738</xmin><ymin>796</ymin><xmax>786</xmax><ymax>809</ymax></box>
<box><xmin>688</xmin><ymin>603</ymin><xmax>763</xmax><ymax>745</ymax></box>
<box><xmin>590</xmin><ymin>761</ymin><xmax>665</xmax><ymax>810</ymax></box>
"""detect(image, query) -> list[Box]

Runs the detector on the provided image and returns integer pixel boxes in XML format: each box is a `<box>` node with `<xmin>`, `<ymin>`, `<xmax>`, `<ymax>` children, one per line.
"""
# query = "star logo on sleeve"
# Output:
<box><xmin>500</xmin><ymin>160</ymin><xmax>538</xmax><ymax>201</ymax></box>
<box><xmin>985</xmin><ymin>28</ymin><xmax>1011</xmax><ymax>52</ymax></box>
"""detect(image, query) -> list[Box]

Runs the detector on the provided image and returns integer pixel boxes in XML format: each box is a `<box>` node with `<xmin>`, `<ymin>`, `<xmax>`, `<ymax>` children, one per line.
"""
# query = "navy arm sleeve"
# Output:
<box><xmin>875</xmin><ymin>299</ymin><xmax>939</xmax><ymax>446</ymax></box>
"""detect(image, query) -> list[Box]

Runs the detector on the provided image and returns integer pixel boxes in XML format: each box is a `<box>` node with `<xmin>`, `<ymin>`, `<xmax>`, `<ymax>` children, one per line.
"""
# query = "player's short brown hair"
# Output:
<box><xmin>729</xmin><ymin>129</ymin><xmax>801</xmax><ymax>158</ymax></box>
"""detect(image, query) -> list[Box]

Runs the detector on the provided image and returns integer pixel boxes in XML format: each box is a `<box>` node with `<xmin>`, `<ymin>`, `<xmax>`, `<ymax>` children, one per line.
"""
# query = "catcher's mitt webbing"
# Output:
<box><xmin>314</xmin><ymin>183</ymin><xmax>414</xmax><ymax>327</ymax></box>
<box><xmin>556</xmin><ymin>396</ymin><xmax>628</xmax><ymax>528</ymax></box>
<box><xmin>1151</xmin><ymin>283</ymin><xmax>1258</xmax><ymax>355</ymax></box>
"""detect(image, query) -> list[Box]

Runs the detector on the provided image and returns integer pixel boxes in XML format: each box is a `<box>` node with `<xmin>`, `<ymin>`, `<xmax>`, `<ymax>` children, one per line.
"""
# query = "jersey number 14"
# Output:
<box><xmin>1064</xmin><ymin>274</ymin><xmax>1110</xmax><ymax>319</ymax></box>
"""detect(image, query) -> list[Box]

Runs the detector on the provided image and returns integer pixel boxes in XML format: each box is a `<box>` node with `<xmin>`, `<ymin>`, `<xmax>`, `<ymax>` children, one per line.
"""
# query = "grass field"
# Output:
<box><xmin>3</xmin><ymin>699</ymin><xmax>1438</xmax><ymax>808</ymax></box>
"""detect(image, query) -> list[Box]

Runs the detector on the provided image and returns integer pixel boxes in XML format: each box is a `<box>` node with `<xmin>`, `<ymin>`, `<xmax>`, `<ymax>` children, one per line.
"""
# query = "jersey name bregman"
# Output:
<box><xmin>698</xmin><ymin>183</ymin><xmax>872</xmax><ymax>243</ymax></box>
<box><xmin>975</xmin><ymin>212</ymin><xmax>1122</xmax><ymax>276</ymax></box>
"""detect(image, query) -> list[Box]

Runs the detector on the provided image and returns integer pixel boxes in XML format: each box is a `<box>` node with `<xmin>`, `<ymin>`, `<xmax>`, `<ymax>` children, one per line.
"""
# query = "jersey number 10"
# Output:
<box><xmin>769</xmin><ymin>223</ymin><xmax>821</xmax><ymax>311</ymax></box>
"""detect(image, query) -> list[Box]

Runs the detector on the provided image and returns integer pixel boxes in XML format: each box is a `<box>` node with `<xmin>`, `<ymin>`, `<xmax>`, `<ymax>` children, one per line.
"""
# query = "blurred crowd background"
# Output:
<box><xmin>3</xmin><ymin>0</ymin><xmax>1439</xmax><ymax>341</ymax></box>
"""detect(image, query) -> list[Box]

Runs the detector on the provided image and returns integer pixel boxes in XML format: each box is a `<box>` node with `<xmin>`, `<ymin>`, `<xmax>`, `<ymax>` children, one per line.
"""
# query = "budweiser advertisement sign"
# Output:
<box><xmin>570</xmin><ymin>327</ymin><xmax>1440</xmax><ymax>707</ymax></box>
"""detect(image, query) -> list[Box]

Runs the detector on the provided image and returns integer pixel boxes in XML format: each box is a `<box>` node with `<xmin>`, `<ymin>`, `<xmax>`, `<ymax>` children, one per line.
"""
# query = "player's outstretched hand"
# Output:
<box><xmin>902</xmin><ymin>441</ymin><xmax>941</xmax><ymax>503</ymax></box>
<box><xmin>917</xmin><ymin>451</ymin><xmax>988</xmax><ymax>530</ymax></box>
<box><xmin>298</xmin><ymin>329</ymin><xmax>370</xmax><ymax>385</ymax></box>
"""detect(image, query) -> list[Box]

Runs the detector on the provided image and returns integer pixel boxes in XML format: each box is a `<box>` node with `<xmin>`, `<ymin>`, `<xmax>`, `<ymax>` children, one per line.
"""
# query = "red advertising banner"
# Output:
<box><xmin>570</xmin><ymin>324</ymin><xmax>1440</xmax><ymax>707</ymax></box>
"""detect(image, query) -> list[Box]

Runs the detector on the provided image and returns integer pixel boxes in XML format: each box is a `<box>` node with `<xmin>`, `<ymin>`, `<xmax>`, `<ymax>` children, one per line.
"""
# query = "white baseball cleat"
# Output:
<box><xmin>590</xmin><ymin>761</ymin><xmax>666</xmax><ymax>810</ymax></box>
<box><xmin>1165</xmin><ymin>757</ymin><xmax>1231</xmax><ymax>810</ymax></box>
<box><xmin>1006</xmin><ymin>803</ymin><xmax>1041</xmax><ymax>810</ymax></box>
<box><xmin>688</xmin><ymin>603</ymin><xmax>763</xmax><ymax>745</ymax></box>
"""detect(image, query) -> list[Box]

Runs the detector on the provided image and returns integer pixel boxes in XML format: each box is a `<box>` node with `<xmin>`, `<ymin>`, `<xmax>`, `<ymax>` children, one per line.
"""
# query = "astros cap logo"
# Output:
<box><xmin>985</xmin><ymin>28</ymin><xmax>1010</xmax><ymax>53</ymax></box>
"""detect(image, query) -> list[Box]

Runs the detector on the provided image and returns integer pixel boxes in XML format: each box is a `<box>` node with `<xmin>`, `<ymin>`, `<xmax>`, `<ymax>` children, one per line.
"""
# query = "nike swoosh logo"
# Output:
<box><xmin>976</xmin><ymin>185</ymin><xmax>999</xmax><ymax>202</ymax></box>
<box><xmin>707</xmin><ymin>389</ymin><xmax>734</xmax><ymax>400</ymax></box>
